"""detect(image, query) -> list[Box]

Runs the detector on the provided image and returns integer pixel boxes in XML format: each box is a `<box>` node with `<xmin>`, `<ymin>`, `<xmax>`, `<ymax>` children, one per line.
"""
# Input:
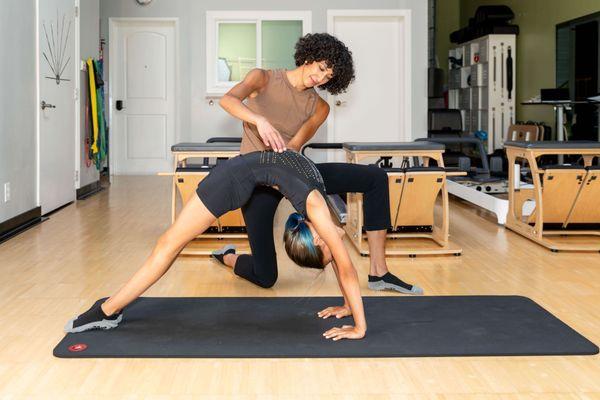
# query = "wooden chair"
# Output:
<box><xmin>160</xmin><ymin>142</ymin><xmax>248</xmax><ymax>256</ymax></box>
<box><xmin>505</xmin><ymin>141</ymin><xmax>600</xmax><ymax>252</ymax></box>
<box><xmin>534</xmin><ymin>166</ymin><xmax>585</xmax><ymax>224</ymax></box>
<box><xmin>174</xmin><ymin>166</ymin><xmax>245</xmax><ymax>230</ymax></box>
<box><xmin>343</xmin><ymin>142</ymin><xmax>464</xmax><ymax>257</ymax></box>
<box><xmin>506</xmin><ymin>124</ymin><xmax>540</xmax><ymax>142</ymax></box>
<box><xmin>564</xmin><ymin>166</ymin><xmax>600</xmax><ymax>225</ymax></box>
<box><xmin>395</xmin><ymin>167</ymin><xmax>446</xmax><ymax>228</ymax></box>
<box><xmin>387</xmin><ymin>171</ymin><xmax>405</xmax><ymax>228</ymax></box>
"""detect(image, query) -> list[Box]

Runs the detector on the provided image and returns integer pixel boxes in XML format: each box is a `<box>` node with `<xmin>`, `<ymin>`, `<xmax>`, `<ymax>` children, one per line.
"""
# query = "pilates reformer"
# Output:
<box><xmin>303</xmin><ymin>142</ymin><xmax>465</xmax><ymax>257</ymax></box>
<box><xmin>505</xmin><ymin>140</ymin><xmax>600</xmax><ymax>252</ymax></box>
<box><xmin>159</xmin><ymin>139</ymin><xmax>249</xmax><ymax>256</ymax></box>
<box><xmin>419</xmin><ymin>136</ymin><xmax>531</xmax><ymax>224</ymax></box>
<box><xmin>420</xmin><ymin>124</ymin><xmax>543</xmax><ymax>224</ymax></box>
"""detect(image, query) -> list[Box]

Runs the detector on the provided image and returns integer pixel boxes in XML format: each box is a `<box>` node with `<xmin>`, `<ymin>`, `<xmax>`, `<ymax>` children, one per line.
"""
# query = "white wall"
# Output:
<box><xmin>79</xmin><ymin>0</ymin><xmax>100</xmax><ymax>187</ymax></box>
<box><xmin>0</xmin><ymin>0</ymin><xmax>426</xmax><ymax>224</ymax></box>
<box><xmin>0</xmin><ymin>0</ymin><xmax>38</xmax><ymax>222</ymax></box>
<box><xmin>100</xmin><ymin>0</ymin><xmax>428</xmax><ymax>148</ymax></box>
<box><xmin>0</xmin><ymin>0</ymin><xmax>101</xmax><ymax>224</ymax></box>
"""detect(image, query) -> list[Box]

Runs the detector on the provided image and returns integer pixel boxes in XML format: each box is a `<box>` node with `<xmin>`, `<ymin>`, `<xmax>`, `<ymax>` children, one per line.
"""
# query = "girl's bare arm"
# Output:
<box><xmin>306</xmin><ymin>191</ymin><xmax>366</xmax><ymax>340</ymax></box>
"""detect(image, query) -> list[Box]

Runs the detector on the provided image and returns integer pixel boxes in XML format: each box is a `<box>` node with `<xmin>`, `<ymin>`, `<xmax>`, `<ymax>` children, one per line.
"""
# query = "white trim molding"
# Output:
<box><xmin>206</xmin><ymin>10</ymin><xmax>312</xmax><ymax>96</ymax></box>
<box><xmin>74</xmin><ymin>0</ymin><xmax>81</xmax><ymax>188</ymax></box>
<box><xmin>35</xmin><ymin>0</ymin><xmax>40</xmax><ymax>206</ymax></box>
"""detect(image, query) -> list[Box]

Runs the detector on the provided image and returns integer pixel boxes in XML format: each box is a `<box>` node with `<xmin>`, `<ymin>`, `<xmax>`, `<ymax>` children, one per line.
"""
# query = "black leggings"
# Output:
<box><xmin>233</xmin><ymin>163</ymin><xmax>391</xmax><ymax>288</ymax></box>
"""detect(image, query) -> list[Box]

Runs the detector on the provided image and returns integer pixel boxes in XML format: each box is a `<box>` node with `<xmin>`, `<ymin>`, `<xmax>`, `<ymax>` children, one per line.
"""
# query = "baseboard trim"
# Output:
<box><xmin>76</xmin><ymin>180</ymin><xmax>104</xmax><ymax>200</ymax></box>
<box><xmin>0</xmin><ymin>207</ymin><xmax>43</xmax><ymax>244</ymax></box>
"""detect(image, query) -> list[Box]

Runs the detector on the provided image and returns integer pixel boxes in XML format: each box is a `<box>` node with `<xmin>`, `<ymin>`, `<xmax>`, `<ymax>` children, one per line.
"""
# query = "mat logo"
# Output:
<box><xmin>68</xmin><ymin>343</ymin><xmax>88</xmax><ymax>352</ymax></box>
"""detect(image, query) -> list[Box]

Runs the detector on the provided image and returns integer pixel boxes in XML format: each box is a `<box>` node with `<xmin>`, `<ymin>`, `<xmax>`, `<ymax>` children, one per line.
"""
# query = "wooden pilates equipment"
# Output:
<box><xmin>159</xmin><ymin>142</ymin><xmax>249</xmax><ymax>256</ymax></box>
<box><xmin>506</xmin><ymin>124</ymin><xmax>540</xmax><ymax>142</ymax></box>
<box><xmin>505</xmin><ymin>141</ymin><xmax>600</xmax><ymax>252</ymax></box>
<box><xmin>343</xmin><ymin>142</ymin><xmax>464</xmax><ymax>257</ymax></box>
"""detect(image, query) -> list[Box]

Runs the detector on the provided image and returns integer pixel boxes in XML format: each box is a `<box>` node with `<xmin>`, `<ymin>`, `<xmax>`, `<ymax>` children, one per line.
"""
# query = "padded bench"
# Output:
<box><xmin>343</xmin><ymin>141</ymin><xmax>445</xmax><ymax>151</ymax></box>
<box><xmin>504</xmin><ymin>140</ymin><xmax>600</xmax><ymax>149</ymax></box>
<box><xmin>171</xmin><ymin>142</ymin><xmax>241</xmax><ymax>152</ymax></box>
<box><xmin>171</xmin><ymin>142</ymin><xmax>241</xmax><ymax>169</ymax></box>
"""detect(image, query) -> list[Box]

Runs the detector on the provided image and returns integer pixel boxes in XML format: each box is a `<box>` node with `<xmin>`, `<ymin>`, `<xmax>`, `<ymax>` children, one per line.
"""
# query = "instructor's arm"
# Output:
<box><xmin>219</xmin><ymin>68</ymin><xmax>286</xmax><ymax>152</ymax></box>
<box><xmin>286</xmin><ymin>98</ymin><xmax>330</xmax><ymax>151</ymax></box>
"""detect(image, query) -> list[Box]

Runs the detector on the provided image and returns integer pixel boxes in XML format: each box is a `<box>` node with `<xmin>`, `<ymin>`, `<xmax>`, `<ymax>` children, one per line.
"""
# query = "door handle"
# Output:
<box><xmin>41</xmin><ymin>101</ymin><xmax>56</xmax><ymax>110</ymax></box>
<box><xmin>335</xmin><ymin>100</ymin><xmax>347</xmax><ymax>106</ymax></box>
<box><xmin>116</xmin><ymin>100</ymin><xmax>125</xmax><ymax>110</ymax></box>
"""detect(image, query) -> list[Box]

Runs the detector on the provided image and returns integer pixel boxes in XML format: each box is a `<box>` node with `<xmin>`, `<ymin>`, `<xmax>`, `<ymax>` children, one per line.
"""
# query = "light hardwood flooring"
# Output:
<box><xmin>0</xmin><ymin>176</ymin><xmax>599</xmax><ymax>399</ymax></box>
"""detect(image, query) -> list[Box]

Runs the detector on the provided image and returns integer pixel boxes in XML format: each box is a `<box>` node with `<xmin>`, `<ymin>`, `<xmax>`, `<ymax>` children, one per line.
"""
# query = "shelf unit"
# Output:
<box><xmin>448</xmin><ymin>34</ymin><xmax>517</xmax><ymax>153</ymax></box>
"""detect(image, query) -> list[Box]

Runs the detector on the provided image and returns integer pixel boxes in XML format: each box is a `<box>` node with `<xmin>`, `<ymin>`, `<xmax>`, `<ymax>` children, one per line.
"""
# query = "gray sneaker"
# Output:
<box><xmin>368</xmin><ymin>273</ymin><xmax>424</xmax><ymax>295</ymax></box>
<box><xmin>211</xmin><ymin>244</ymin><xmax>237</xmax><ymax>266</ymax></box>
<box><xmin>64</xmin><ymin>299</ymin><xmax>123</xmax><ymax>333</ymax></box>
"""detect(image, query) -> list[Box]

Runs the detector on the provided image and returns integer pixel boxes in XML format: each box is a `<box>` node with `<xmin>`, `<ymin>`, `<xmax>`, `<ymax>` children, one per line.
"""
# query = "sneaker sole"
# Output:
<box><xmin>368</xmin><ymin>280</ymin><xmax>424</xmax><ymax>295</ymax></box>
<box><xmin>64</xmin><ymin>313</ymin><xmax>123</xmax><ymax>333</ymax></box>
<box><xmin>211</xmin><ymin>244</ymin><xmax>237</xmax><ymax>265</ymax></box>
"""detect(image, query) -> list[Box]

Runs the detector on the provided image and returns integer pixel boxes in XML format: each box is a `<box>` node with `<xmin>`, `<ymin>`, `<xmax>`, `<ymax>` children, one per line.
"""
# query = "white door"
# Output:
<box><xmin>39</xmin><ymin>0</ymin><xmax>77</xmax><ymax>214</ymax></box>
<box><xmin>327</xmin><ymin>10</ymin><xmax>412</xmax><ymax>161</ymax></box>
<box><xmin>110</xmin><ymin>19</ymin><xmax>177</xmax><ymax>175</ymax></box>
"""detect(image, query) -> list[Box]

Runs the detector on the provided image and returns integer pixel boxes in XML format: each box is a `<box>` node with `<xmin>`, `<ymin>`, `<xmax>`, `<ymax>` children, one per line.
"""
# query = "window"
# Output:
<box><xmin>206</xmin><ymin>11</ymin><xmax>311</xmax><ymax>95</ymax></box>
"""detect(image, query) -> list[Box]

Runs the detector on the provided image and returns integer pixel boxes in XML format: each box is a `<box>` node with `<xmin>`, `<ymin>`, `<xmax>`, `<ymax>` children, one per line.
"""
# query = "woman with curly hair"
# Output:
<box><xmin>215</xmin><ymin>32</ymin><xmax>423</xmax><ymax>316</ymax></box>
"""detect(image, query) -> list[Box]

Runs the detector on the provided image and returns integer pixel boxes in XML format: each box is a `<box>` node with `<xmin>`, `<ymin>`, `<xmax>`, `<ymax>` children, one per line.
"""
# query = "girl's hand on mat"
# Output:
<box><xmin>323</xmin><ymin>325</ymin><xmax>366</xmax><ymax>341</ymax></box>
<box><xmin>317</xmin><ymin>305</ymin><xmax>352</xmax><ymax>319</ymax></box>
<box><xmin>256</xmin><ymin>117</ymin><xmax>286</xmax><ymax>152</ymax></box>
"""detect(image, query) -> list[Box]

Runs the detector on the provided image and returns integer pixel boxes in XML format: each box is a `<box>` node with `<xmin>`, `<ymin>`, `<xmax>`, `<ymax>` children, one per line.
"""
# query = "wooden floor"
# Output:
<box><xmin>1</xmin><ymin>176</ymin><xmax>599</xmax><ymax>399</ymax></box>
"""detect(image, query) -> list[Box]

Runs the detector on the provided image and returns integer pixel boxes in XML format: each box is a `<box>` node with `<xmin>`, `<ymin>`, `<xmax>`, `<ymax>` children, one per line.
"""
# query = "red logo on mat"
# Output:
<box><xmin>68</xmin><ymin>343</ymin><xmax>88</xmax><ymax>352</ymax></box>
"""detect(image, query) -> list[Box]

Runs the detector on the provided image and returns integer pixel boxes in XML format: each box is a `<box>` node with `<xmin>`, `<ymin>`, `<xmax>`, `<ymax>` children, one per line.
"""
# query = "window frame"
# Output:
<box><xmin>206</xmin><ymin>11</ymin><xmax>312</xmax><ymax>95</ymax></box>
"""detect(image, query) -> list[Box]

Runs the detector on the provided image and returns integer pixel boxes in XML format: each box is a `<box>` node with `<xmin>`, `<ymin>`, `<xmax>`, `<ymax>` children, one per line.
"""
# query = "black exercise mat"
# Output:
<box><xmin>54</xmin><ymin>296</ymin><xmax>598</xmax><ymax>358</ymax></box>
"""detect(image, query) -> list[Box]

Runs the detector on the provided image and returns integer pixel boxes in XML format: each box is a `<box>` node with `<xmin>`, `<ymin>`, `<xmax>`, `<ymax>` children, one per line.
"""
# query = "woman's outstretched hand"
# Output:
<box><xmin>255</xmin><ymin>117</ymin><xmax>286</xmax><ymax>152</ymax></box>
<box><xmin>317</xmin><ymin>305</ymin><xmax>352</xmax><ymax>319</ymax></box>
<box><xmin>323</xmin><ymin>325</ymin><xmax>366</xmax><ymax>341</ymax></box>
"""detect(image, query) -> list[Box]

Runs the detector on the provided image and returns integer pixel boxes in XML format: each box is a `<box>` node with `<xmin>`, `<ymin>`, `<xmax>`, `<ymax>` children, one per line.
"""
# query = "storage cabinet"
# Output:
<box><xmin>448</xmin><ymin>34</ymin><xmax>517</xmax><ymax>153</ymax></box>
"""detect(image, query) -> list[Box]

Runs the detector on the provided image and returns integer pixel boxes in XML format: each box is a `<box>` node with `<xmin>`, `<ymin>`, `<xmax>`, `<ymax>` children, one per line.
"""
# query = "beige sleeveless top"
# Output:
<box><xmin>240</xmin><ymin>69</ymin><xmax>319</xmax><ymax>154</ymax></box>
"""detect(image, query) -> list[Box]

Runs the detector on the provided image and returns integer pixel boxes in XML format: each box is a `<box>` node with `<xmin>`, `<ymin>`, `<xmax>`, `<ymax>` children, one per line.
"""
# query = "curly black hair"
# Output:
<box><xmin>294</xmin><ymin>33</ymin><xmax>355</xmax><ymax>95</ymax></box>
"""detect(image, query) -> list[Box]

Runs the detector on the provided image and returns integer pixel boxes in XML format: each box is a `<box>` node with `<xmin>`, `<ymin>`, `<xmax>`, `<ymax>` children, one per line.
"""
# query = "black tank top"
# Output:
<box><xmin>231</xmin><ymin>150</ymin><xmax>326</xmax><ymax>216</ymax></box>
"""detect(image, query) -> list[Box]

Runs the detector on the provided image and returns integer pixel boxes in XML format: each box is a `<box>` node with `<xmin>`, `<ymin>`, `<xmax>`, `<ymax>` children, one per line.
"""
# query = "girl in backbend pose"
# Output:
<box><xmin>66</xmin><ymin>149</ymin><xmax>367</xmax><ymax>341</ymax></box>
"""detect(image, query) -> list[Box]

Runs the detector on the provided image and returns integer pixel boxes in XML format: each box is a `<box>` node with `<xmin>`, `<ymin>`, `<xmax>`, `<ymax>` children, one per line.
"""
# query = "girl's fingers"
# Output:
<box><xmin>329</xmin><ymin>331</ymin><xmax>348</xmax><ymax>341</ymax></box>
<box><xmin>323</xmin><ymin>327</ymin><xmax>341</xmax><ymax>336</ymax></box>
<box><xmin>324</xmin><ymin>327</ymin><xmax>358</xmax><ymax>340</ymax></box>
<box><xmin>317</xmin><ymin>308</ymin><xmax>327</xmax><ymax>316</ymax></box>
